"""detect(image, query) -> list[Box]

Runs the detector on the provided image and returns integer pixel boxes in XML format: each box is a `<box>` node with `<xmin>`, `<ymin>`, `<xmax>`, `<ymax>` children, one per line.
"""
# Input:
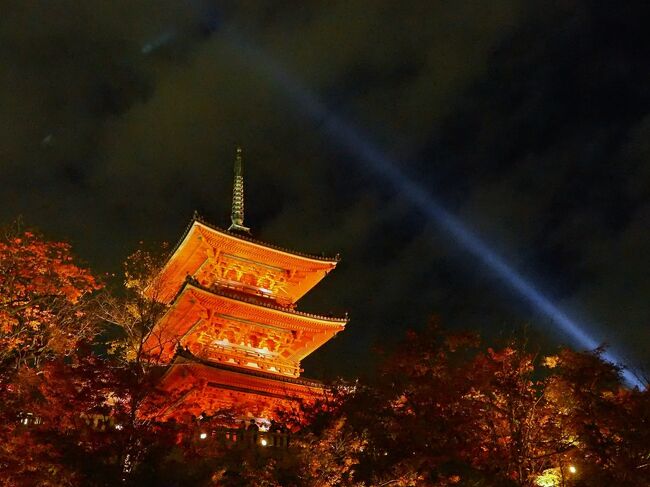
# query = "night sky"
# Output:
<box><xmin>1</xmin><ymin>1</ymin><xmax>649</xmax><ymax>379</ymax></box>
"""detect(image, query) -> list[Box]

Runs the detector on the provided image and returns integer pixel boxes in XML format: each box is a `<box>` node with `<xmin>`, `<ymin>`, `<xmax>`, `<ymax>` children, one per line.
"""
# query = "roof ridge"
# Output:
<box><xmin>192</xmin><ymin>213</ymin><xmax>340</xmax><ymax>263</ymax></box>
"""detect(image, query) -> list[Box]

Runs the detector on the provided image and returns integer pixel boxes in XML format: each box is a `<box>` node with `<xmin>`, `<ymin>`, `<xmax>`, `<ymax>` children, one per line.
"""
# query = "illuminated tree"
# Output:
<box><xmin>0</xmin><ymin>235</ymin><xmax>185</xmax><ymax>486</ymax></box>
<box><xmin>544</xmin><ymin>348</ymin><xmax>650</xmax><ymax>486</ymax></box>
<box><xmin>290</xmin><ymin>324</ymin><xmax>650</xmax><ymax>487</ymax></box>
<box><xmin>96</xmin><ymin>242</ymin><xmax>169</xmax><ymax>366</ymax></box>
<box><xmin>0</xmin><ymin>224</ymin><xmax>100</xmax><ymax>371</ymax></box>
<box><xmin>0</xmin><ymin>224</ymin><xmax>102</xmax><ymax>485</ymax></box>
<box><xmin>88</xmin><ymin>242</ymin><xmax>195</xmax><ymax>482</ymax></box>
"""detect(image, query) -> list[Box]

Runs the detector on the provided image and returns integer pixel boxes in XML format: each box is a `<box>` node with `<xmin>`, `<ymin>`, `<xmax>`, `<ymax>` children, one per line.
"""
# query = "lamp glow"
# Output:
<box><xmin>199</xmin><ymin>432</ymin><xmax>207</xmax><ymax>440</ymax></box>
<box><xmin>568</xmin><ymin>465</ymin><xmax>577</xmax><ymax>474</ymax></box>
<box><xmin>260</xmin><ymin>438</ymin><xmax>268</xmax><ymax>446</ymax></box>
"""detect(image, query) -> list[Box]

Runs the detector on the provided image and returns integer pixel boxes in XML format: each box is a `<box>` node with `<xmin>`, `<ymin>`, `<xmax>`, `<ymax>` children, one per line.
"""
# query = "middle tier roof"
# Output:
<box><xmin>143</xmin><ymin>279</ymin><xmax>347</xmax><ymax>377</ymax></box>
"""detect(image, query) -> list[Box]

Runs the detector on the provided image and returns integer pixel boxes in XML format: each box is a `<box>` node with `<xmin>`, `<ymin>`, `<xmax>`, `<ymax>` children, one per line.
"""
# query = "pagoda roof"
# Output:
<box><xmin>150</xmin><ymin>215</ymin><xmax>340</xmax><ymax>304</ymax></box>
<box><xmin>174</xmin><ymin>350</ymin><xmax>324</xmax><ymax>389</ymax></box>
<box><xmin>143</xmin><ymin>279</ymin><xmax>346</xmax><ymax>366</ymax></box>
<box><xmin>155</xmin><ymin>354</ymin><xmax>324</xmax><ymax>419</ymax></box>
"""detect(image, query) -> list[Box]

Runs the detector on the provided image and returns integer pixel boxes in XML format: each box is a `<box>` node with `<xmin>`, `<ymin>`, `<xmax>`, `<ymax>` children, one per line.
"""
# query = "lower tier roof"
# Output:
<box><xmin>152</xmin><ymin>353</ymin><xmax>324</xmax><ymax>421</ymax></box>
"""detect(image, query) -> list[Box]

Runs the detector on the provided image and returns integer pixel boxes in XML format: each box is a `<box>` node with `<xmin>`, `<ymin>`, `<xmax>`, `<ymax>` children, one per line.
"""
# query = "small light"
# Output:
<box><xmin>260</xmin><ymin>438</ymin><xmax>268</xmax><ymax>446</ymax></box>
<box><xmin>199</xmin><ymin>432</ymin><xmax>207</xmax><ymax>440</ymax></box>
<box><xmin>115</xmin><ymin>424</ymin><xmax>123</xmax><ymax>430</ymax></box>
<box><xmin>568</xmin><ymin>465</ymin><xmax>577</xmax><ymax>474</ymax></box>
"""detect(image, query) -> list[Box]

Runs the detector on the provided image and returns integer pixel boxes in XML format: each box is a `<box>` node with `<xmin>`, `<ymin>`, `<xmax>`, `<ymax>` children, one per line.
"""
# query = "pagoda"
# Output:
<box><xmin>143</xmin><ymin>148</ymin><xmax>347</xmax><ymax>421</ymax></box>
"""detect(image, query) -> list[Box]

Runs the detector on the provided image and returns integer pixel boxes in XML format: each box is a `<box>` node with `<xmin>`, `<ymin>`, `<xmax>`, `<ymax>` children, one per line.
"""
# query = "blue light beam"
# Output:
<box><xmin>221</xmin><ymin>33</ymin><xmax>643</xmax><ymax>389</ymax></box>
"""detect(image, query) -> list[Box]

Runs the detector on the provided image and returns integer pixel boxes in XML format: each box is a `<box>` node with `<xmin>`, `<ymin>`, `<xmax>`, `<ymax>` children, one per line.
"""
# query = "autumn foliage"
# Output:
<box><xmin>0</xmin><ymin>226</ymin><xmax>100</xmax><ymax>369</ymax></box>
<box><xmin>0</xmin><ymin>229</ymin><xmax>648</xmax><ymax>486</ymax></box>
<box><xmin>292</xmin><ymin>326</ymin><xmax>650</xmax><ymax>486</ymax></box>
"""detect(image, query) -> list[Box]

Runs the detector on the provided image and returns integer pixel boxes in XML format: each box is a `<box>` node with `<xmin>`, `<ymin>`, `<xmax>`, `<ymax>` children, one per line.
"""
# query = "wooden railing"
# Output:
<box><xmin>196</xmin><ymin>427</ymin><xmax>291</xmax><ymax>448</ymax></box>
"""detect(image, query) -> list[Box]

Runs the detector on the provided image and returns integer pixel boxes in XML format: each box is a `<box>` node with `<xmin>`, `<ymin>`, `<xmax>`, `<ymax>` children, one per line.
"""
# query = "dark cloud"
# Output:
<box><xmin>0</xmin><ymin>1</ymin><xmax>648</xmax><ymax>378</ymax></box>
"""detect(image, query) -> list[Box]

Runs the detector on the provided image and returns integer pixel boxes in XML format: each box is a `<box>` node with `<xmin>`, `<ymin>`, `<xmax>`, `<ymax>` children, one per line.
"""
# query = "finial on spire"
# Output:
<box><xmin>228</xmin><ymin>146</ymin><xmax>251</xmax><ymax>234</ymax></box>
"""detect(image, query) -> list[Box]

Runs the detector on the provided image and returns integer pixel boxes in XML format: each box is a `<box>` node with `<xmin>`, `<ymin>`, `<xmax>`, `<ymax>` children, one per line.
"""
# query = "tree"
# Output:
<box><xmin>289</xmin><ymin>323</ymin><xmax>650</xmax><ymax>487</ymax></box>
<box><xmin>0</xmin><ymin>233</ymin><xmax>183</xmax><ymax>487</ymax></box>
<box><xmin>0</xmin><ymin>224</ymin><xmax>100</xmax><ymax>371</ymax></box>
<box><xmin>88</xmin><ymin>242</ymin><xmax>202</xmax><ymax>484</ymax></box>
<box><xmin>544</xmin><ymin>348</ymin><xmax>650</xmax><ymax>486</ymax></box>
<box><xmin>0</xmin><ymin>224</ymin><xmax>101</xmax><ymax>485</ymax></box>
<box><xmin>96</xmin><ymin>242</ymin><xmax>169</xmax><ymax>366</ymax></box>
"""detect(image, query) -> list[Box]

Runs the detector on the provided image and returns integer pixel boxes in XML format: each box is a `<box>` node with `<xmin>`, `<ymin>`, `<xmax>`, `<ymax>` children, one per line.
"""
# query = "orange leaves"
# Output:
<box><xmin>0</xmin><ymin>227</ymin><xmax>102</xmax><ymax>369</ymax></box>
<box><xmin>298</xmin><ymin>415</ymin><xmax>369</xmax><ymax>486</ymax></box>
<box><xmin>543</xmin><ymin>355</ymin><xmax>559</xmax><ymax>369</ymax></box>
<box><xmin>444</xmin><ymin>330</ymin><xmax>480</xmax><ymax>352</ymax></box>
<box><xmin>0</xmin><ymin>310</ymin><xmax>18</xmax><ymax>333</ymax></box>
<box><xmin>354</xmin><ymin>326</ymin><xmax>637</xmax><ymax>485</ymax></box>
<box><xmin>0</xmin><ymin>230</ymin><xmax>99</xmax><ymax>302</ymax></box>
<box><xmin>122</xmin><ymin>242</ymin><xmax>169</xmax><ymax>294</ymax></box>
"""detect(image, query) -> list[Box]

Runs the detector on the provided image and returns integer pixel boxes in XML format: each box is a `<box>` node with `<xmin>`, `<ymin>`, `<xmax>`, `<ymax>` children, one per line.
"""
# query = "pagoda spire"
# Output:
<box><xmin>228</xmin><ymin>146</ymin><xmax>251</xmax><ymax>234</ymax></box>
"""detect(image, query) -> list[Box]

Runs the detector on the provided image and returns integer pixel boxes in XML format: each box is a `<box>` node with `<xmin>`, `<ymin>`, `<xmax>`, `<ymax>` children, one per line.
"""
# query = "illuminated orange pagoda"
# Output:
<box><xmin>143</xmin><ymin>148</ymin><xmax>347</xmax><ymax>421</ymax></box>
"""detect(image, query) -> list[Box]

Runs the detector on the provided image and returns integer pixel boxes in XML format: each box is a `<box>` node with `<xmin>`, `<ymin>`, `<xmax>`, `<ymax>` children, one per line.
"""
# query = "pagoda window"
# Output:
<box><xmin>262</xmin><ymin>338</ymin><xmax>278</xmax><ymax>352</ymax></box>
<box><xmin>249</xmin><ymin>334</ymin><xmax>261</xmax><ymax>348</ymax></box>
<box><xmin>257</xmin><ymin>275</ymin><xmax>272</xmax><ymax>290</ymax></box>
<box><xmin>241</xmin><ymin>272</ymin><xmax>257</xmax><ymax>287</ymax></box>
<box><xmin>223</xmin><ymin>268</ymin><xmax>239</xmax><ymax>282</ymax></box>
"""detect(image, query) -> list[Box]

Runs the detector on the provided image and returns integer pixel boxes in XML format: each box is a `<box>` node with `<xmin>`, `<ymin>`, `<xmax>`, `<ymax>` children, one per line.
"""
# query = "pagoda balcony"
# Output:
<box><xmin>198</xmin><ymin>343</ymin><xmax>302</xmax><ymax>378</ymax></box>
<box><xmin>206</xmin><ymin>278</ymin><xmax>295</xmax><ymax>308</ymax></box>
